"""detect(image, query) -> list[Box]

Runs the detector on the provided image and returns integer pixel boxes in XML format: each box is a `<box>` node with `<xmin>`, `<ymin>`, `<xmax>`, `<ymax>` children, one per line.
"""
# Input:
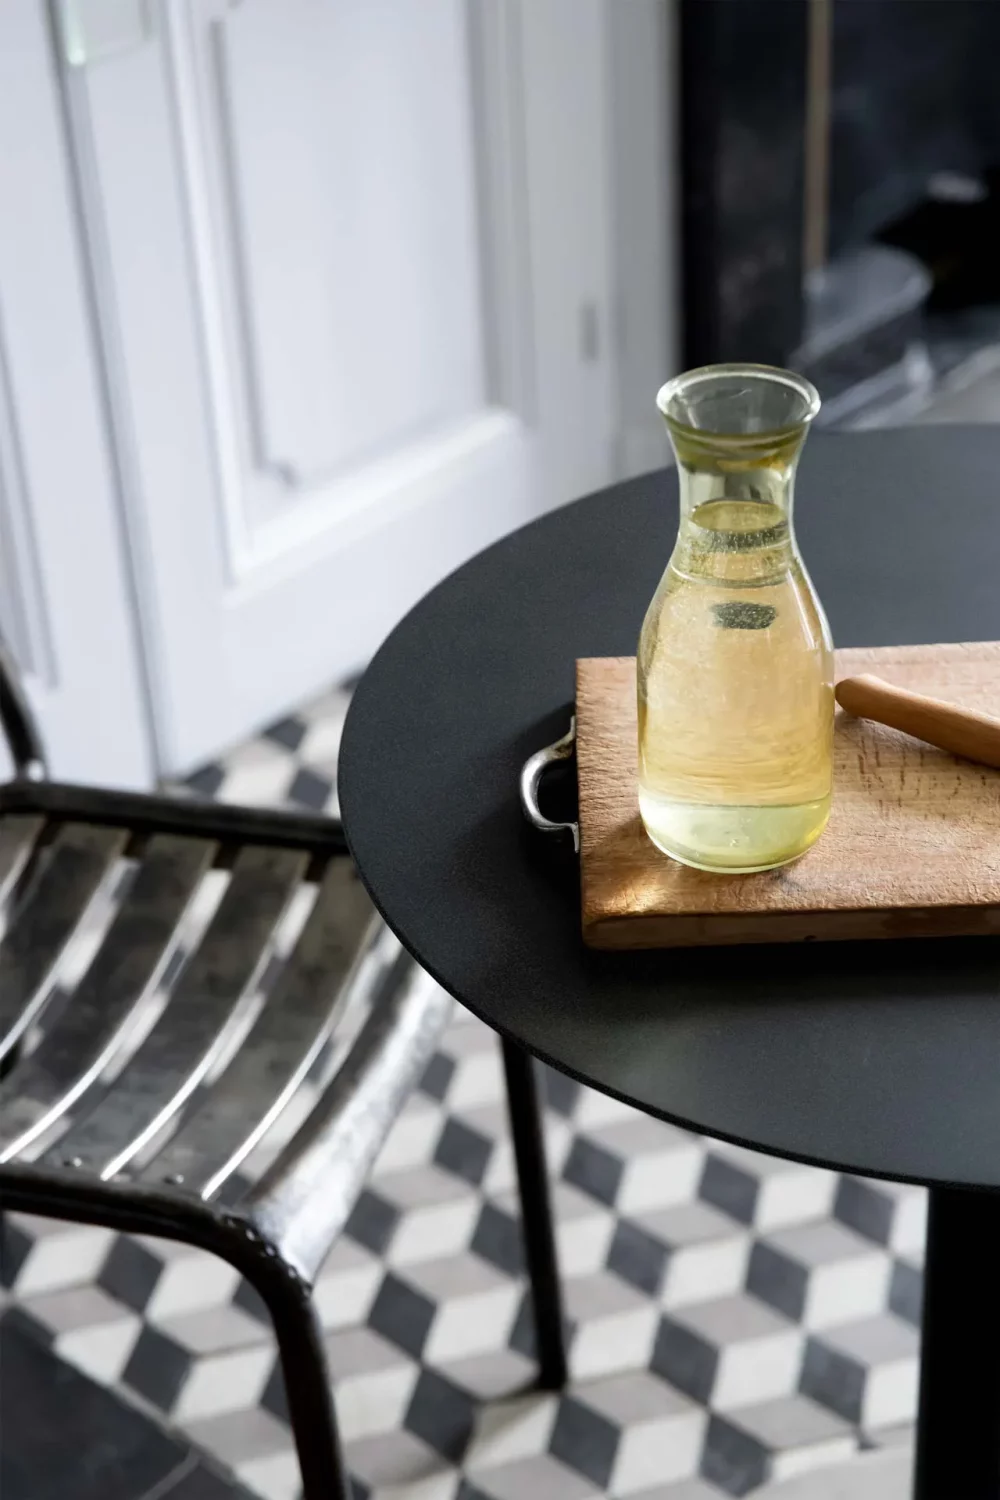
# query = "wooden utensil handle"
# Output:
<box><xmin>835</xmin><ymin>674</ymin><xmax>1000</xmax><ymax>769</ymax></box>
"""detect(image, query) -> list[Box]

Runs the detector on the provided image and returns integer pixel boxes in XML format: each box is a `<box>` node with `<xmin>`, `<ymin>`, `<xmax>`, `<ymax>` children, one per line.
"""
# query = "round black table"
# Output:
<box><xmin>340</xmin><ymin>427</ymin><xmax>1000</xmax><ymax>1499</ymax></box>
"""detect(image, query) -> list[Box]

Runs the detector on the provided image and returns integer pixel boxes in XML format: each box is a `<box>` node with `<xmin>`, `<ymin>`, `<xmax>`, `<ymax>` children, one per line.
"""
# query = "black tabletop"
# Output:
<box><xmin>339</xmin><ymin>427</ymin><xmax>1000</xmax><ymax>1192</ymax></box>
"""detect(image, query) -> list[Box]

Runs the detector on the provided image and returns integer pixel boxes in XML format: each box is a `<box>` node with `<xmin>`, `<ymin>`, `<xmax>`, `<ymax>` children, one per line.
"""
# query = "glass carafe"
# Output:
<box><xmin>637</xmin><ymin>364</ymin><xmax>833</xmax><ymax>873</ymax></box>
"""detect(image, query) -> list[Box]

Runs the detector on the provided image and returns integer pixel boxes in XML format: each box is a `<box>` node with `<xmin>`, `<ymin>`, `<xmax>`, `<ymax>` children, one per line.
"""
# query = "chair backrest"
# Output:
<box><xmin>0</xmin><ymin>634</ymin><xmax>47</xmax><ymax>780</ymax></box>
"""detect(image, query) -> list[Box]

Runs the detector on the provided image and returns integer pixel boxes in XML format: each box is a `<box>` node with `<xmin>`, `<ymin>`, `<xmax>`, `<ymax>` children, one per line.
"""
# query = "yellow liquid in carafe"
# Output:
<box><xmin>637</xmin><ymin>498</ymin><xmax>834</xmax><ymax>872</ymax></box>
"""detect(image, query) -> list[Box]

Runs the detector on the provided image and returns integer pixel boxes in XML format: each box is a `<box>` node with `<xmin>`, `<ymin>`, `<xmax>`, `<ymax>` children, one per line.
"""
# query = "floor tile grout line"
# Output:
<box><xmin>133</xmin><ymin>1451</ymin><xmax>200</xmax><ymax>1500</ymax></box>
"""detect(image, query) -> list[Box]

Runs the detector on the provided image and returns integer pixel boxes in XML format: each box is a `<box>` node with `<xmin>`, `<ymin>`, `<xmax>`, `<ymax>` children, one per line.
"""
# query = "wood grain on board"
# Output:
<box><xmin>575</xmin><ymin>644</ymin><xmax>1000</xmax><ymax>949</ymax></box>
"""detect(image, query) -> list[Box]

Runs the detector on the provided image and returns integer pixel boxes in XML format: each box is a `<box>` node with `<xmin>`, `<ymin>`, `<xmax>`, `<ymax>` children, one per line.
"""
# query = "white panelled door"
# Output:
<box><xmin>0</xmin><ymin>2</ymin><xmax>153</xmax><ymax>788</ymax></box>
<box><xmin>59</xmin><ymin>0</ymin><xmax>616</xmax><ymax>775</ymax></box>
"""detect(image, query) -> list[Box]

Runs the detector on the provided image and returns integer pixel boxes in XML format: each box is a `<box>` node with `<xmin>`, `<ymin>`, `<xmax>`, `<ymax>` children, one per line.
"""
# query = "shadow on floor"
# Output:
<box><xmin>0</xmin><ymin>1309</ymin><xmax>251</xmax><ymax>1500</ymax></box>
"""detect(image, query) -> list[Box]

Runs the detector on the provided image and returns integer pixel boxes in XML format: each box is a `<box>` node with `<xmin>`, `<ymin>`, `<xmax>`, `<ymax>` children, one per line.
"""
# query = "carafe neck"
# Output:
<box><xmin>675</xmin><ymin>447</ymin><xmax>798</xmax><ymax>533</ymax></box>
<box><xmin>658</xmin><ymin>363</ymin><xmax>818</xmax><ymax>541</ymax></box>
<box><xmin>671</xmin><ymin>446</ymin><xmax>804</xmax><ymax>587</ymax></box>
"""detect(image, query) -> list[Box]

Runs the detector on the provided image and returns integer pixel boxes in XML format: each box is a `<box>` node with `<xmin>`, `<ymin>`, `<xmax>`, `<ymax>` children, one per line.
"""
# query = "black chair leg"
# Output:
<box><xmin>262</xmin><ymin>1272</ymin><xmax>353</xmax><ymax>1500</ymax></box>
<box><xmin>501</xmin><ymin>1036</ymin><xmax>568</xmax><ymax>1389</ymax></box>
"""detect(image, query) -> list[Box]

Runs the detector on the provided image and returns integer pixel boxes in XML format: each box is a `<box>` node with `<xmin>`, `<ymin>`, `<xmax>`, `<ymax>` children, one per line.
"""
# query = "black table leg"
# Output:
<box><xmin>915</xmin><ymin>1186</ymin><xmax>1000</xmax><ymax>1498</ymax></box>
<box><xmin>501</xmin><ymin>1036</ymin><xmax>568</xmax><ymax>1388</ymax></box>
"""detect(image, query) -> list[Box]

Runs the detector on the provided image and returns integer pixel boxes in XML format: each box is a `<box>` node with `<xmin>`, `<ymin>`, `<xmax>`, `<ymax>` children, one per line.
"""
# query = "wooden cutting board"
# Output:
<box><xmin>576</xmin><ymin>642</ymin><xmax>1000</xmax><ymax>949</ymax></box>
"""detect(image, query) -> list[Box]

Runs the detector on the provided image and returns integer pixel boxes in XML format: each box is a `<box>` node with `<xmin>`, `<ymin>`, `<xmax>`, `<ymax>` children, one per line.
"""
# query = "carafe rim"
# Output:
<box><xmin>657</xmin><ymin>363</ymin><xmax>821</xmax><ymax>447</ymax></box>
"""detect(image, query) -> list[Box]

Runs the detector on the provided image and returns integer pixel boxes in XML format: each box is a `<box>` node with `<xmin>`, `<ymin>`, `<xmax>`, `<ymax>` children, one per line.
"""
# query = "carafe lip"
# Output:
<box><xmin>657</xmin><ymin>363</ymin><xmax>821</xmax><ymax>446</ymax></box>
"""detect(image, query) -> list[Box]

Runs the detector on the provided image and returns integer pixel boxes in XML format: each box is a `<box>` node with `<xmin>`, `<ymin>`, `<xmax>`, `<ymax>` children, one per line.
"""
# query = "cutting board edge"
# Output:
<box><xmin>582</xmin><ymin>901</ymin><xmax>1000</xmax><ymax>950</ymax></box>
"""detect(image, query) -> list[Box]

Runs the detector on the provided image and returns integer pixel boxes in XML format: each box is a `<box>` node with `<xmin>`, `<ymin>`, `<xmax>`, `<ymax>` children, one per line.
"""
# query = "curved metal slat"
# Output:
<box><xmin>0</xmin><ymin>835</ymin><xmax>217</xmax><ymax>1162</ymax></box>
<box><xmin>45</xmin><ymin>845</ymin><xmax>308</xmax><ymax>1179</ymax></box>
<box><xmin>0</xmin><ymin>814</ymin><xmax>44</xmax><ymax>904</ymax></box>
<box><xmin>250</xmin><ymin>956</ymin><xmax>452</xmax><ymax>1283</ymax></box>
<box><xmin>146</xmin><ymin>861</ymin><xmax>397</xmax><ymax>1198</ymax></box>
<box><xmin>0</xmin><ymin>823</ymin><xmax>127</xmax><ymax>1064</ymax></box>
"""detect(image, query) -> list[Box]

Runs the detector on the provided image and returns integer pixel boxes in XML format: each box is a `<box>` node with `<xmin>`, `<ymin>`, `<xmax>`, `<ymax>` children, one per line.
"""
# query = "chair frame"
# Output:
<box><xmin>0</xmin><ymin>643</ymin><xmax>566</xmax><ymax>1499</ymax></box>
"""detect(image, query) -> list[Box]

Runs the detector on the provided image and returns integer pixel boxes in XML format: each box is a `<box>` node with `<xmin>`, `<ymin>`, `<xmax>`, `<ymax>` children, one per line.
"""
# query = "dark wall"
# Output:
<box><xmin>679</xmin><ymin>0</ymin><xmax>808</xmax><ymax>368</ymax></box>
<box><xmin>829</xmin><ymin>0</ymin><xmax>1000</xmax><ymax>253</ymax></box>
<box><xmin>679</xmin><ymin>0</ymin><xmax>1000</xmax><ymax>368</ymax></box>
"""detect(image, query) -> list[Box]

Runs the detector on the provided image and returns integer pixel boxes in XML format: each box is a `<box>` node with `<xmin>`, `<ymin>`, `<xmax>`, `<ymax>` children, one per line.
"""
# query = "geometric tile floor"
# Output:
<box><xmin>0</xmin><ymin>683</ymin><xmax>926</xmax><ymax>1499</ymax></box>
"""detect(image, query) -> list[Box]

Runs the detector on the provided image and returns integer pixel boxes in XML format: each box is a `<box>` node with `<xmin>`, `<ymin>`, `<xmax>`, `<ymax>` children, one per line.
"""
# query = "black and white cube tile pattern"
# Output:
<box><xmin>0</xmin><ymin>683</ymin><xmax>924</xmax><ymax>1500</ymax></box>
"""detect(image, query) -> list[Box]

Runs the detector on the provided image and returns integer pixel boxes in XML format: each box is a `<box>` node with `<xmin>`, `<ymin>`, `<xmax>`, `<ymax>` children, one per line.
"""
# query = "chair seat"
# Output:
<box><xmin>0</xmin><ymin>780</ymin><xmax>449</xmax><ymax>1246</ymax></box>
<box><xmin>0</xmin><ymin>642</ymin><xmax>563</xmax><ymax>1500</ymax></box>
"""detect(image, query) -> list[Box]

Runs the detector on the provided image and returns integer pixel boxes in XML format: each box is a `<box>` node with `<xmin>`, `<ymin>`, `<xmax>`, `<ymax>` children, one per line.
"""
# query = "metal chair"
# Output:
<box><xmin>0</xmin><ymin>639</ymin><xmax>566</xmax><ymax>1499</ymax></box>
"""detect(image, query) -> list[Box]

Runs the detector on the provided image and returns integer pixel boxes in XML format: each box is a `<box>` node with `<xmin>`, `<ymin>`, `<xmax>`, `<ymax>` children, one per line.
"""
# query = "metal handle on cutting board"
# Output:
<box><xmin>519</xmin><ymin>718</ymin><xmax>579</xmax><ymax>852</ymax></box>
